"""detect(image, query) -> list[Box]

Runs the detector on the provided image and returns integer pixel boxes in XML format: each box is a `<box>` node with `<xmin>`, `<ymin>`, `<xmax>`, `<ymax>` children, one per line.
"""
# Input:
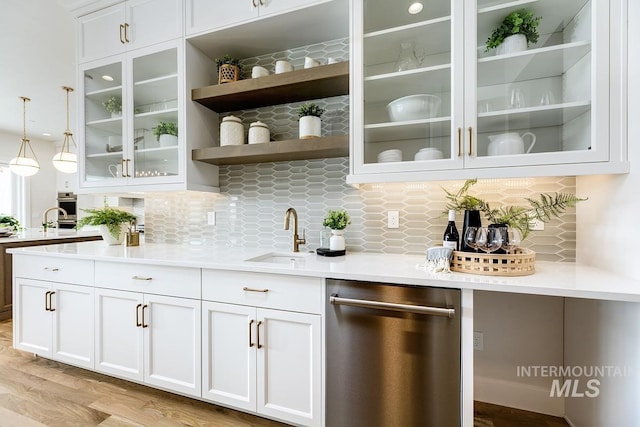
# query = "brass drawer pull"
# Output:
<box><xmin>243</xmin><ymin>287</ymin><xmax>269</xmax><ymax>293</ymax></box>
<box><xmin>119</xmin><ymin>24</ymin><xmax>125</xmax><ymax>44</ymax></box>
<box><xmin>44</xmin><ymin>267</ymin><xmax>59</xmax><ymax>271</ymax></box>
<box><xmin>123</xmin><ymin>22</ymin><xmax>130</xmax><ymax>43</ymax></box>
<box><xmin>48</xmin><ymin>291</ymin><xmax>55</xmax><ymax>312</ymax></box>
<box><xmin>249</xmin><ymin>319</ymin><xmax>255</xmax><ymax>347</ymax></box>
<box><xmin>132</xmin><ymin>275</ymin><xmax>152</xmax><ymax>281</ymax></box>
<box><xmin>45</xmin><ymin>291</ymin><xmax>50</xmax><ymax>311</ymax></box>
<box><xmin>142</xmin><ymin>304</ymin><xmax>148</xmax><ymax>328</ymax></box>
<box><xmin>256</xmin><ymin>321</ymin><xmax>262</xmax><ymax>349</ymax></box>
<box><xmin>468</xmin><ymin>127</ymin><xmax>473</xmax><ymax>156</ymax></box>
<box><xmin>135</xmin><ymin>303</ymin><xmax>142</xmax><ymax>327</ymax></box>
<box><xmin>457</xmin><ymin>127</ymin><xmax>462</xmax><ymax>157</ymax></box>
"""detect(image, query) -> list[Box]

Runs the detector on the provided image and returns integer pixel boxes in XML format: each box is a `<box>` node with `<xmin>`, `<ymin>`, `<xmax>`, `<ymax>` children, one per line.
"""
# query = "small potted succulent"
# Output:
<box><xmin>215</xmin><ymin>54</ymin><xmax>243</xmax><ymax>84</ymax></box>
<box><xmin>297</xmin><ymin>102</ymin><xmax>325</xmax><ymax>139</ymax></box>
<box><xmin>103</xmin><ymin>96</ymin><xmax>122</xmax><ymax>118</ymax></box>
<box><xmin>322</xmin><ymin>209</ymin><xmax>351</xmax><ymax>251</ymax></box>
<box><xmin>153</xmin><ymin>121</ymin><xmax>178</xmax><ymax>146</ymax></box>
<box><xmin>76</xmin><ymin>206</ymin><xmax>137</xmax><ymax>245</ymax></box>
<box><xmin>485</xmin><ymin>9</ymin><xmax>542</xmax><ymax>55</ymax></box>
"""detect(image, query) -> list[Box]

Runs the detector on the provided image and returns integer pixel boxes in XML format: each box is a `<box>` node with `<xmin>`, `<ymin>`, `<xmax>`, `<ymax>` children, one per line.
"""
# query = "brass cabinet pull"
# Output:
<box><xmin>119</xmin><ymin>24</ymin><xmax>125</xmax><ymax>44</ymax></box>
<box><xmin>256</xmin><ymin>321</ymin><xmax>262</xmax><ymax>349</ymax></box>
<box><xmin>44</xmin><ymin>291</ymin><xmax>50</xmax><ymax>311</ymax></box>
<box><xmin>142</xmin><ymin>304</ymin><xmax>148</xmax><ymax>328</ymax></box>
<box><xmin>135</xmin><ymin>303</ymin><xmax>142</xmax><ymax>327</ymax></box>
<box><xmin>468</xmin><ymin>127</ymin><xmax>473</xmax><ymax>156</ymax></box>
<box><xmin>252</xmin><ymin>0</ymin><xmax>257</xmax><ymax>7</ymax></box>
<box><xmin>125</xmin><ymin>159</ymin><xmax>131</xmax><ymax>177</ymax></box>
<box><xmin>242</xmin><ymin>287</ymin><xmax>269</xmax><ymax>293</ymax></box>
<box><xmin>249</xmin><ymin>319</ymin><xmax>255</xmax><ymax>347</ymax></box>
<box><xmin>124</xmin><ymin>23</ymin><xmax>130</xmax><ymax>43</ymax></box>
<box><xmin>44</xmin><ymin>267</ymin><xmax>59</xmax><ymax>272</ymax></box>
<box><xmin>120</xmin><ymin>158</ymin><xmax>126</xmax><ymax>178</ymax></box>
<box><xmin>132</xmin><ymin>275</ymin><xmax>152</xmax><ymax>281</ymax></box>
<box><xmin>259</xmin><ymin>0</ymin><xmax>265</xmax><ymax>5</ymax></box>
<box><xmin>48</xmin><ymin>292</ymin><xmax>55</xmax><ymax>312</ymax></box>
<box><xmin>457</xmin><ymin>128</ymin><xmax>462</xmax><ymax>157</ymax></box>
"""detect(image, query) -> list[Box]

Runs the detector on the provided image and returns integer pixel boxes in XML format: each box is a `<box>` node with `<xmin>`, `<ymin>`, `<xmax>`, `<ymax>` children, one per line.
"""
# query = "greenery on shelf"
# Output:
<box><xmin>297</xmin><ymin>102</ymin><xmax>325</xmax><ymax>119</ymax></box>
<box><xmin>0</xmin><ymin>214</ymin><xmax>21</xmax><ymax>231</ymax></box>
<box><xmin>443</xmin><ymin>179</ymin><xmax>586</xmax><ymax>239</ymax></box>
<box><xmin>214</xmin><ymin>54</ymin><xmax>243</xmax><ymax>71</ymax></box>
<box><xmin>322</xmin><ymin>209</ymin><xmax>351</xmax><ymax>230</ymax></box>
<box><xmin>102</xmin><ymin>96</ymin><xmax>122</xmax><ymax>114</ymax></box>
<box><xmin>485</xmin><ymin>9</ymin><xmax>542</xmax><ymax>52</ymax></box>
<box><xmin>153</xmin><ymin>122</ymin><xmax>178</xmax><ymax>141</ymax></box>
<box><xmin>76</xmin><ymin>206</ymin><xmax>136</xmax><ymax>239</ymax></box>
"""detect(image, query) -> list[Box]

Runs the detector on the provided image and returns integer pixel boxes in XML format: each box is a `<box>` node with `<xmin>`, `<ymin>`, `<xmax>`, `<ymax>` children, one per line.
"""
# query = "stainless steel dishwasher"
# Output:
<box><xmin>326</xmin><ymin>279</ymin><xmax>461</xmax><ymax>427</ymax></box>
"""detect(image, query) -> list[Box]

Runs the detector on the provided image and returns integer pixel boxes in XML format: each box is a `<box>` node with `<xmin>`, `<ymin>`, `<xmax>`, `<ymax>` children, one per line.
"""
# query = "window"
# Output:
<box><xmin>0</xmin><ymin>163</ymin><xmax>26</xmax><ymax>225</ymax></box>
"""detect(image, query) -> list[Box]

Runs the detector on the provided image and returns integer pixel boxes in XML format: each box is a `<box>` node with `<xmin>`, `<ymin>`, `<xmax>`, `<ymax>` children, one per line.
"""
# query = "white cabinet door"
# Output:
<box><xmin>14</xmin><ymin>279</ymin><xmax>52</xmax><ymax>356</ymax></box>
<box><xmin>185</xmin><ymin>0</ymin><xmax>259</xmax><ymax>35</ymax></box>
<box><xmin>202</xmin><ymin>301</ymin><xmax>256</xmax><ymax>411</ymax></box>
<box><xmin>143</xmin><ymin>294</ymin><xmax>201</xmax><ymax>397</ymax></box>
<box><xmin>51</xmin><ymin>283</ymin><xmax>94</xmax><ymax>369</ymax></box>
<box><xmin>257</xmin><ymin>309</ymin><xmax>322</xmax><ymax>427</ymax></box>
<box><xmin>259</xmin><ymin>0</ymin><xmax>325</xmax><ymax>18</ymax></box>
<box><xmin>126</xmin><ymin>0</ymin><xmax>183</xmax><ymax>49</ymax></box>
<box><xmin>77</xmin><ymin>3</ymin><xmax>126</xmax><ymax>63</ymax></box>
<box><xmin>94</xmin><ymin>288</ymin><xmax>144</xmax><ymax>382</ymax></box>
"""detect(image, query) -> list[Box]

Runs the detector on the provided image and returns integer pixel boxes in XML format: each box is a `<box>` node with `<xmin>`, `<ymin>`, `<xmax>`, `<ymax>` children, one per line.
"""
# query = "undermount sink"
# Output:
<box><xmin>245</xmin><ymin>251</ymin><xmax>313</xmax><ymax>264</ymax></box>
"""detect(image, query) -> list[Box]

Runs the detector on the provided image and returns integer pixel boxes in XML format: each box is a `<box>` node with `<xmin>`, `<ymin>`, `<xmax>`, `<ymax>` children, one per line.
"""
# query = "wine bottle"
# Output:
<box><xmin>443</xmin><ymin>210</ymin><xmax>459</xmax><ymax>251</ymax></box>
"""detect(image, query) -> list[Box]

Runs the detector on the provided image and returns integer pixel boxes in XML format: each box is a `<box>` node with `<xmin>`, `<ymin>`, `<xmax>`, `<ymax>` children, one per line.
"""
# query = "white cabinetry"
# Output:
<box><xmin>348</xmin><ymin>0</ymin><xmax>628</xmax><ymax>184</ymax></box>
<box><xmin>77</xmin><ymin>0</ymin><xmax>183</xmax><ymax>63</ymax></box>
<box><xmin>202</xmin><ymin>270</ymin><xmax>322</xmax><ymax>427</ymax></box>
<box><xmin>94</xmin><ymin>261</ymin><xmax>202</xmax><ymax>397</ymax></box>
<box><xmin>13</xmin><ymin>257</ymin><xmax>94</xmax><ymax>369</ymax></box>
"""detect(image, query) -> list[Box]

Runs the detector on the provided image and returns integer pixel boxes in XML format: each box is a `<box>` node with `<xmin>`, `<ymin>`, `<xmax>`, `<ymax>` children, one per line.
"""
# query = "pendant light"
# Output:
<box><xmin>52</xmin><ymin>86</ymin><xmax>78</xmax><ymax>173</ymax></box>
<box><xmin>9</xmin><ymin>97</ymin><xmax>40</xmax><ymax>177</ymax></box>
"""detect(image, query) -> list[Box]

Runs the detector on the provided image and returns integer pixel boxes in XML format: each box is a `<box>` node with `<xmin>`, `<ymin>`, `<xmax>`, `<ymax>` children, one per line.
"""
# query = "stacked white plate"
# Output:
<box><xmin>377</xmin><ymin>149</ymin><xmax>402</xmax><ymax>163</ymax></box>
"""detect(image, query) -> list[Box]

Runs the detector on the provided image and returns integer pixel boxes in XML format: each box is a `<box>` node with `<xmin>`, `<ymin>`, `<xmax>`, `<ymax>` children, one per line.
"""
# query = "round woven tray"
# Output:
<box><xmin>450</xmin><ymin>248</ymin><xmax>535</xmax><ymax>276</ymax></box>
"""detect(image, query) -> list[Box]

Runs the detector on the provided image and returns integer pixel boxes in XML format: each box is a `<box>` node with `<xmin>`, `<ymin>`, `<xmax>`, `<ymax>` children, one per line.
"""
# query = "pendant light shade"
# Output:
<box><xmin>9</xmin><ymin>97</ymin><xmax>40</xmax><ymax>177</ymax></box>
<box><xmin>52</xmin><ymin>86</ymin><xmax>78</xmax><ymax>173</ymax></box>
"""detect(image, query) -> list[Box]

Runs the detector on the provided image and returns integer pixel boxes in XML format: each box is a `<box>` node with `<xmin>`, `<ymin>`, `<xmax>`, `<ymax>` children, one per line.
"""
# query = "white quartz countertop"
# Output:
<box><xmin>0</xmin><ymin>228</ymin><xmax>102</xmax><ymax>244</ymax></box>
<box><xmin>8</xmin><ymin>241</ymin><xmax>640</xmax><ymax>302</ymax></box>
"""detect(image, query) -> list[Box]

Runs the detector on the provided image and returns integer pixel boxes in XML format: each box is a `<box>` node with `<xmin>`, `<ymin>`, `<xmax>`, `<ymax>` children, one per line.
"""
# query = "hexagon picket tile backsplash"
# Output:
<box><xmin>145</xmin><ymin>159</ymin><xmax>578</xmax><ymax>262</ymax></box>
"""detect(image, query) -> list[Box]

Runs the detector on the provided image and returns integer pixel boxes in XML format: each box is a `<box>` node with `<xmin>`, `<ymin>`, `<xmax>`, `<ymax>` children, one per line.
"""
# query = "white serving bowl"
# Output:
<box><xmin>386</xmin><ymin>94</ymin><xmax>442</xmax><ymax>122</ymax></box>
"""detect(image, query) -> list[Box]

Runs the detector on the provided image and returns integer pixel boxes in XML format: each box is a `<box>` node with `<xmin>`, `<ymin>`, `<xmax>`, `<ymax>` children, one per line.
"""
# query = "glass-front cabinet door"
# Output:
<box><xmin>351</xmin><ymin>0</ymin><xmax>464</xmax><ymax>177</ymax></box>
<box><xmin>467</xmin><ymin>0</ymin><xmax>608</xmax><ymax>169</ymax></box>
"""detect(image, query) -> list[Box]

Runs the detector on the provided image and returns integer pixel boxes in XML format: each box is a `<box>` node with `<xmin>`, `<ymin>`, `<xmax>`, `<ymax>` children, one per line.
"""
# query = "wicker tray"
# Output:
<box><xmin>450</xmin><ymin>248</ymin><xmax>535</xmax><ymax>276</ymax></box>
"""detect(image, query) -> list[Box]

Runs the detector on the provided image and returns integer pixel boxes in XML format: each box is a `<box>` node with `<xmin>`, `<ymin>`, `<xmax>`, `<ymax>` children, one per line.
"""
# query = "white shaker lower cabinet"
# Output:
<box><xmin>202</xmin><ymin>270</ymin><xmax>323</xmax><ymax>427</ymax></box>
<box><xmin>94</xmin><ymin>262</ymin><xmax>202</xmax><ymax>397</ymax></box>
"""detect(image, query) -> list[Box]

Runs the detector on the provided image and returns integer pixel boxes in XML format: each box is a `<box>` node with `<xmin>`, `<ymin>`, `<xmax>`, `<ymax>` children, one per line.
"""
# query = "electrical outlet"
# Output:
<box><xmin>530</xmin><ymin>219</ymin><xmax>544</xmax><ymax>231</ymax></box>
<box><xmin>207</xmin><ymin>211</ymin><xmax>216</xmax><ymax>226</ymax></box>
<box><xmin>473</xmin><ymin>331</ymin><xmax>484</xmax><ymax>351</ymax></box>
<box><xmin>387</xmin><ymin>211</ymin><xmax>399</xmax><ymax>229</ymax></box>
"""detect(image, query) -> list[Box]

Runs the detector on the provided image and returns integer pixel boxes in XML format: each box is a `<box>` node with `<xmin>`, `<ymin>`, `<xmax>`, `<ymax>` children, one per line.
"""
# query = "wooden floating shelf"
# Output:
<box><xmin>192</xmin><ymin>62</ymin><xmax>349</xmax><ymax>112</ymax></box>
<box><xmin>192</xmin><ymin>135</ymin><xmax>349</xmax><ymax>165</ymax></box>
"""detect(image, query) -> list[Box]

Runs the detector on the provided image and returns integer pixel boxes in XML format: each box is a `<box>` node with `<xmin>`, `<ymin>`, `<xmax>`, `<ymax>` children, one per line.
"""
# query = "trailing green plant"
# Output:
<box><xmin>102</xmin><ymin>96</ymin><xmax>122</xmax><ymax>114</ymax></box>
<box><xmin>443</xmin><ymin>179</ymin><xmax>586</xmax><ymax>239</ymax></box>
<box><xmin>0</xmin><ymin>214</ymin><xmax>21</xmax><ymax>231</ymax></box>
<box><xmin>214</xmin><ymin>54</ymin><xmax>243</xmax><ymax>71</ymax></box>
<box><xmin>485</xmin><ymin>9</ymin><xmax>542</xmax><ymax>52</ymax></box>
<box><xmin>153</xmin><ymin>122</ymin><xmax>178</xmax><ymax>141</ymax></box>
<box><xmin>76</xmin><ymin>206</ymin><xmax>136</xmax><ymax>239</ymax></box>
<box><xmin>322</xmin><ymin>209</ymin><xmax>351</xmax><ymax>230</ymax></box>
<box><xmin>297</xmin><ymin>102</ymin><xmax>325</xmax><ymax>119</ymax></box>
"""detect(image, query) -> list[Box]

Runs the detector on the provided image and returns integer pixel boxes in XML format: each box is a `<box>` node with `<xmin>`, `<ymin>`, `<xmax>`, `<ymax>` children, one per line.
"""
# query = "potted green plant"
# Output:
<box><xmin>102</xmin><ymin>96</ymin><xmax>122</xmax><ymax>117</ymax></box>
<box><xmin>322</xmin><ymin>209</ymin><xmax>351</xmax><ymax>251</ymax></box>
<box><xmin>76</xmin><ymin>206</ymin><xmax>136</xmax><ymax>245</ymax></box>
<box><xmin>0</xmin><ymin>214</ymin><xmax>21</xmax><ymax>232</ymax></box>
<box><xmin>485</xmin><ymin>9</ymin><xmax>542</xmax><ymax>54</ymax></box>
<box><xmin>443</xmin><ymin>179</ymin><xmax>485</xmax><ymax>251</ymax></box>
<box><xmin>297</xmin><ymin>102</ymin><xmax>325</xmax><ymax>139</ymax></box>
<box><xmin>215</xmin><ymin>54</ymin><xmax>243</xmax><ymax>84</ymax></box>
<box><xmin>153</xmin><ymin>121</ymin><xmax>178</xmax><ymax>147</ymax></box>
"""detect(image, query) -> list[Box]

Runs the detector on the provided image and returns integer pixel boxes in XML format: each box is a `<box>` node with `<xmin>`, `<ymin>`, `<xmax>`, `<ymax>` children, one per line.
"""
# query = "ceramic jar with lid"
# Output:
<box><xmin>248</xmin><ymin>121</ymin><xmax>270</xmax><ymax>144</ymax></box>
<box><xmin>220</xmin><ymin>115</ymin><xmax>244</xmax><ymax>146</ymax></box>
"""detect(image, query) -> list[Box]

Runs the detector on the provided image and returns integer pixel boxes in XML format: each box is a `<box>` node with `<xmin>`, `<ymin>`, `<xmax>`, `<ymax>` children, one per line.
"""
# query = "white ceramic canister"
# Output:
<box><xmin>248</xmin><ymin>121</ymin><xmax>270</xmax><ymax>144</ymax></box>
<box><xmin>220</xmin><ymin>115</ymin><xmax>244</xmax><ymax>146</ymax></box>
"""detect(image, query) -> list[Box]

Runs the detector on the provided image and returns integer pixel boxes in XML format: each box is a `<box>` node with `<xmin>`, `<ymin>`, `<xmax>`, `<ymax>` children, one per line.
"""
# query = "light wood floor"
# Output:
<box><xmin>0</xmin><ymin>319</ymin><xmax>287</xmax><ymax>426</ymax></box>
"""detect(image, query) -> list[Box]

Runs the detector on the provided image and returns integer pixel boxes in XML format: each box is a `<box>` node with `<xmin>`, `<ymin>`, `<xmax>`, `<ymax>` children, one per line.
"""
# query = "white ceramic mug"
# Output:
<box><xmin>108</xmin><ymin>163</ymin><xmax>122</xmax><ymax>178</ymax></box>
<box><xmin>304</xmin><ymin>57</ymin><xmax>320</xmax><ymax>69</ymax></box>
<box><xmin>251</xmin><ymin>66</ymin><xmax>269</xmax><ymax>78</ymax></box>
<box><xmin>275</xmin><ymin>60</ymin><xmax>294</xmax><ymax>74</ymax></box>
<box><xmin>487</xmin><ymin>132</ymin><xmax>536</xmax><ymax>156</ymax></box>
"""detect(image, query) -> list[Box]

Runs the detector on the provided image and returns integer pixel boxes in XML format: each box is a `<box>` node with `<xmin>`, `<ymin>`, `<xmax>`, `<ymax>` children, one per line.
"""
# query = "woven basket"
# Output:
<box><xmin>450</xmin><ymin>248</ymin><xmax>535</xmax><ymax>276</ymax></box>
<box><xmin>218</xmin><ymin>64</ymin><xmax>240</xmax><ymax>84</ymax></box>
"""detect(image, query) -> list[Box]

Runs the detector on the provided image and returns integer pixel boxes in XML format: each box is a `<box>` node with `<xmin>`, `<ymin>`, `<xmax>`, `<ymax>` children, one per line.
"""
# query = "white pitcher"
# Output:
<box><xmin>487</xmin><ymin>132</ymin><xmax>536</xmax><ymax>156</ymax></box>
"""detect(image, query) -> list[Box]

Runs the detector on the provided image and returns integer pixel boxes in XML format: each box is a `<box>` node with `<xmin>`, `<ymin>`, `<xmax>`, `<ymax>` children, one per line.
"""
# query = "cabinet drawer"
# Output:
<box><xmin>202</xmin><ymin>270</ymin><xmax>322</xmax><ymax>314</ymax></box>
<box><xmin>13</xmin><ymin>255</ymin><xmax>94</xmax><ymax>285</ymax></box>
<box><xmin>95</xmin><ymin>261</ymin><xmax>200</xmax><ymax>299</ymax></box>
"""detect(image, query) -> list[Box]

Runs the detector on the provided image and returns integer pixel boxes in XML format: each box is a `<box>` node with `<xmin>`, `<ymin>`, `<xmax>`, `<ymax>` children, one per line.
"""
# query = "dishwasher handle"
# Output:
<box><xmin>330</xmin><ymin>294</ymin><xmax>455</xmax><ymax>318</ymax></box>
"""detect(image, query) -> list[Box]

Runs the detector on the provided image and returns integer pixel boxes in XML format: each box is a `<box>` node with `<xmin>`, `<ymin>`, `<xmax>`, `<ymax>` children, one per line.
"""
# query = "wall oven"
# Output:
<box><xmin>56</xmin><ymin>192</ymin><xmax>77</xmax><ymax>229</ymax></box>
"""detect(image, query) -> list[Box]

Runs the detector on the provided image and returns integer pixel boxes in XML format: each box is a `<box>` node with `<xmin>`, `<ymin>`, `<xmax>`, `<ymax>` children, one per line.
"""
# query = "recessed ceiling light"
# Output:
<box><xmin>102</xmin><ymin>75</ymin><xmax>114</xmax><ymax>81</ymax></box>
<box><xmin>408</xmin><ymin>2</ymin><xmax>423</xmax><ymax>14</ymax></box>
<box><xmin>42</xmin><ymin>133</ymin><xmax>51</xmax><ymax>137</ymax></box>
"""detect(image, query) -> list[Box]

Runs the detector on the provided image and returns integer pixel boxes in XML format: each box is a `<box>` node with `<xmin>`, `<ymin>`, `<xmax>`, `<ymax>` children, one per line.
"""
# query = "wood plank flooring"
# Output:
<box><xmin>0</xmin><ymin>319</ymin><xmax>569</xmax><ymax>426</ymax></box>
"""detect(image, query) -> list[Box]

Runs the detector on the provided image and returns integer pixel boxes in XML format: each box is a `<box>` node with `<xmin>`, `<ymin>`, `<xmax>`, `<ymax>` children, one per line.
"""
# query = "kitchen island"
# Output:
<box><xmin>0</xmin><ymin>229</ymin><xmax>102</xmax><ymax>320</ymax></box>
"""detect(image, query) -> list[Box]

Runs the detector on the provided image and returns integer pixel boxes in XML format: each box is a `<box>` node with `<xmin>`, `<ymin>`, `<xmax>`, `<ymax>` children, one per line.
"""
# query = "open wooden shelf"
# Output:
<box><xmin>192</xmin><ymin>61</ymin><xmax>349</xmax><ymax>112</ymax></box>
<box><xmin>192</xmin><ymin>135</ymin><xmax>349</xmax><ymax>165</ymax></box>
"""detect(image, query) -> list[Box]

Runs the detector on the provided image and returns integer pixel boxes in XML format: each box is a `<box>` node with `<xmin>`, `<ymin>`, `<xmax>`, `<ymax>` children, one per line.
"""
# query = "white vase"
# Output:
<box><xmin>299</xmin><ymin>116</ymin><xmax>321</xmax><ymax>139</ymax></box>
<box><xmin>496</xmin><ymin>34</ymin><xmax>528</xmax><ymax>55</ymax></box>
<box><xmin>99</xmin><ymin>224</ymin><xmax>127</xmax><ymax>245</ymax></box>
<box><xmin>329</xmin><ymin>229</ymin><xmax>345</xmax><ymax>251</ymax></box>
<box><xmin>159</xmin><ymin>134</ymin><xmax>178</xmax><ymax>147</ymax></box>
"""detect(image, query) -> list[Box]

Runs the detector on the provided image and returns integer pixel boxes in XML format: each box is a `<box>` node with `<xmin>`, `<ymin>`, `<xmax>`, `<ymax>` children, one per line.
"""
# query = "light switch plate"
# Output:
<box><xmin>207</xmin><ymin>211</ymin><xmax>216</xmax><ymax>225</ymax></box>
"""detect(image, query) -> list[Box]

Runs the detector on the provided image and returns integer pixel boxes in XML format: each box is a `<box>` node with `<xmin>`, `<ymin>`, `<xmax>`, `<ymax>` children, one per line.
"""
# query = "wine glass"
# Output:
<box><xmin>477</xmin><ymin>227</ymin><xmax>504</xmax><ymax>254</ymax></box>
<box><xmin>463</xmin><ymin>227</ymin><xmax>480</xmax><ymax>252</ymax></box>
<box><xmin>502</xmin><ymin>227</ymin><xmax>523</xmax><ymax>254</ymax></box>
